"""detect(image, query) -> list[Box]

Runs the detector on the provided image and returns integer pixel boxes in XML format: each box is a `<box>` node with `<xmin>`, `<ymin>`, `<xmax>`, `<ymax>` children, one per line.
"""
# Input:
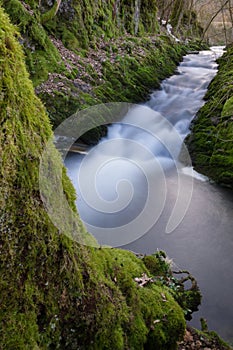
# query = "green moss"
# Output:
<box><xmin>32</xmin><ymin>33</ymin><xmax>187</xmax><ymax>142</ymax></box>
<box><xmin>2</xmin><ymin>0</ymin><xmax>66</xmax><ymax>85</ymax></box>
<box><xmin>1</xmin><ymin>311</ymin><xmax>39</xmax><ymax>349</ymax></box>
<box><xmin>41</xmin><ymin>0</ymin><xmax>117</xmax><ymax>49</ymax></box>
<box><xmin>0</xmin><ymin>6</ymin><xmax>188</xmax><ymax>349</ymax></box>
<box><xmin>222</xmin><ymin>96</ymin><xmax>233</xmax><ymax>117</ymax></box>
<box><xmin>95</xmin><ymin>36</ymin><xmax>186</xmax><ymax>106</ymax></box>
<box><xmin>143</xmin><ymin>251</ymin><xmax>170</xmax><ymax>276</ymax></box>
<box><xmin>2</xmin><ymin>0</ymin><xmax>201</xmax><ymax>148</ymax></box>
<box><xmin>139</xmin><ymin>285</ymin><xmax>185</xmax><ymax>349</ymax></box>
<box><xmin>170</xmin><ymin>0</ymin><xmax>184</xmax><ymax>28</ymax></box>
<box><xmin>41</xmin><ymin>1</ymin><xmax>60</xmax><ymax>24</ymax></box>
<box><xmin>139</xmin><ymin>0</ymin><xmax>158</xmax><ymax>34</ymax></box>
<box><xmin>91</xmin><ymin>249</ymin><xmax>186</xmax><ymax>349</ymax></box>
<box><xmin>1</xmin><ymin>0</ymin><xmax>229</xmax><ymax>347</ymax></box>
<box><xmin>186</xmin><ymin>44</ymin><xmax>233</xmax><ymax>187</ymax></box>
<box><xmin>143</xmin><ymin>252</ymin><xmax>202</xmax><ymax>321</ymax></box>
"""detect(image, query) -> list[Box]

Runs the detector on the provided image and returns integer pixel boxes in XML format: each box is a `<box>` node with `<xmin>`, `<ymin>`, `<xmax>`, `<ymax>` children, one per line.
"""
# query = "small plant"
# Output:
<box><xmin>143</xmin><ymin>251</ymin><xmax>202</xmax><ymax>320</ymax></box>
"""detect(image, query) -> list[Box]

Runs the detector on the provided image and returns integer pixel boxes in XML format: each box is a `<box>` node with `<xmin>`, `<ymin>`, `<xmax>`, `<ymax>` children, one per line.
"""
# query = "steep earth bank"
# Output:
<box><xmin>186</xmin><ymin>44</ymin><xmax>233</xmax><ymax>188</ymax></box>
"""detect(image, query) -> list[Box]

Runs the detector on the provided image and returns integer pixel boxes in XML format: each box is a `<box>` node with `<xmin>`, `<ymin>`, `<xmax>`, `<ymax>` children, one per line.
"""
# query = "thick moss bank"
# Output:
<box><xmin>1</xmin><ymin>0</ymin><xmax>200</xmax><ymax>142</ymax></box>
<box><xmin>0</xmin><ymin>6</ymin><xmax>190</xmax><ymax>349</ymax></box>
<box><xmin>186</xmin><ymin>45</ymin><xmax>233</xmax><ymax>187</ymax></box>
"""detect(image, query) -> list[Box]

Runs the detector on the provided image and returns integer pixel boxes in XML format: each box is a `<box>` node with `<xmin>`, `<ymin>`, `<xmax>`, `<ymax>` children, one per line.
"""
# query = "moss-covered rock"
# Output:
<box><xmin>143</xmin><ymin>252</ymin><xmax>202</xmax><ymax>321</ymax></box>
<box><xmin>0</xmin><ymin>6</ymin><xmax>188</xmax><ymax>349</ymax></box>
<box><xmin>186</xmin><ymin>44</ymin><xmax>233</xmax><ymax>187</ymax></box>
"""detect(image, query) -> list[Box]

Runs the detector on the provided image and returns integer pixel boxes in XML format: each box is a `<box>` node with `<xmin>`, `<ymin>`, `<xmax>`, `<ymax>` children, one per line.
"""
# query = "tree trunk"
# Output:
<box><xmin>200</xmin><ymin>0</ymin><xmax>230</xmax><ymax>42</ymax></box>
<box><xmin>228</xmin><ymin>0</ymin><xmax>233</xmax><ymax>41</ymax></box>
<box><xmin>221</xmin><ymin>0</ymin><xmax>228</xmax><ymax>45</ymax></box>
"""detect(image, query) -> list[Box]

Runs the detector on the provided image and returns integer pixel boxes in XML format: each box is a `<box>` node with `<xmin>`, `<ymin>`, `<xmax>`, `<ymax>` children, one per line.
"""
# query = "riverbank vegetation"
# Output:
<box><xmin>1</xmin><ymin>0</ymin><xmax>233</xmax><ymax>349</ymax></box>
<box><xmin>0</xmin><ymin>4</ymin><xmax>200</xmax><ymax>350</ymax></box>
<box><xmin>0</xmin><ymin>6</ymin><xmax>187</xmax><ymax>349</ymax></box>
<box><xmin>186</xmin><ymin>44</ymin><xmax>233</xmax><ymax>188</ymax></box>
<box><xmin>2</xmin><ymin>0</ymin><xmax>206</xmax><ymax>140</ymax></box>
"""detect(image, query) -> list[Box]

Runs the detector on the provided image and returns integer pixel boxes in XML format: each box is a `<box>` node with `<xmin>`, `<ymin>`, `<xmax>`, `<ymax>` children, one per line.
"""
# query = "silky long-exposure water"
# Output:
<box><xmin>65</xmin><ymin>47</ymin><xmax>233</xmax><ymax>342</ymax></box>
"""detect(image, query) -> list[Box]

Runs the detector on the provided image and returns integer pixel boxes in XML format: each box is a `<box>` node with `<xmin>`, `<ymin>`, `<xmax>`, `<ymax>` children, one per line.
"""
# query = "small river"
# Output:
<box><xmin>65</xmin><ymin>47</ymin><xmax>233</xmax><ymax>343</ymax></box>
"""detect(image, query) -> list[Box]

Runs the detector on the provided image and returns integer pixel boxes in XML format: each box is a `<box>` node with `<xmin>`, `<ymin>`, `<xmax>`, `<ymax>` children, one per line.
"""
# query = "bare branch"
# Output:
<box><xmin>201</xmin><ymin>0</ymin><xmax>230</xmax><ymax>41</ymax></box>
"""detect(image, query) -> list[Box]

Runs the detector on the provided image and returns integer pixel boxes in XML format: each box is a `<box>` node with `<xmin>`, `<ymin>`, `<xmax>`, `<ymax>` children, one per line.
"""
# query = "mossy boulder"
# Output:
<box><xmin>143</xmin><ymin>253</ymin><xmax>202</xmax><ymax>321</ymax></box>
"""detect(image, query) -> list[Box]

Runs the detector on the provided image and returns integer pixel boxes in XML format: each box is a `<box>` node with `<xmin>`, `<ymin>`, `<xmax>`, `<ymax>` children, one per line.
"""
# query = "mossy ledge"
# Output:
<box><xmin>0</xmin><ymin>6</ymin><xmax>189</xmax><ymax>349</ymax></box>
<box><xmin>186</xmin><ymin>44</ymin><xmax>233</xmax><ymax>188</ymax></box>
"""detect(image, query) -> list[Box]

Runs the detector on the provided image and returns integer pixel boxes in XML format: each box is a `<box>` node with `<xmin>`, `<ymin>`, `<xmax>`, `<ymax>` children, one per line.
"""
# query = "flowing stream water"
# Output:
<box><xmin>65</xmin><ymin>47</ymin><xmax>233</xmax><ymax>342</ymax></box>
